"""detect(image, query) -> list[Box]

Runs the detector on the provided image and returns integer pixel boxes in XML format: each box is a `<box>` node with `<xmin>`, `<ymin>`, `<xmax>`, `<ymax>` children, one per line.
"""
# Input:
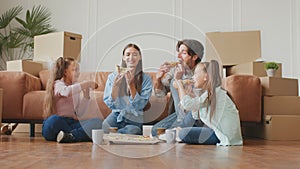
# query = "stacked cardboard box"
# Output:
<box><xmin>242</xmin><ymin>77</ymin><xmax>300</xmax><ymax>140</ymax></box>
<box><xmin>206</xmin><ymin>30</ymin><xmax>300</xmax><ymax>140</ymax></box>
<box><xmin>206</xmin><ymin>30</ymin><xmax>261</xmax><ymax>66</ymax></box>
<box><xmin>33</xmin><ymin>31</ymin><xmax>82</xmax><ymax>69</ymax></box>
<box><xmin>5</xmin><ymin>31</ymin><xmax>82</xmax><ymax>76</ymax></box>
<box><xmin>226</xmin><ymin>61</ymin><xmax>282</xmax><ymax>77</ymax></box>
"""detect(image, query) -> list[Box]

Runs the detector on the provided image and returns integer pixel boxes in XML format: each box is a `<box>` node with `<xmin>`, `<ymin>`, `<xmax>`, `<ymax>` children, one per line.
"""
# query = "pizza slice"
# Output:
<box><xmin>181</xmin><ymin>79</ymin><xmax>194</xmax><ymax>85</ymax></box>
<box><xmin>115</xmin><ymin>65</ymin><xmax>132</xmax><ymax>74</ymax></box>
<box><xmin>168</xmin><ymin>61</ymin><xmax>180</xmax><ymax>67</ymax></box>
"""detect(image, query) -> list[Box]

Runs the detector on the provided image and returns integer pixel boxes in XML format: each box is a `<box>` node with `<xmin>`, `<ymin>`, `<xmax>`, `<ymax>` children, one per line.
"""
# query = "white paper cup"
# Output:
<box><xmin>92</xmin><ymin>129</ymin><xmax>104</xmax><ymax>145</ymax></box>
<box><xmin>143</xmin><ymin>125</ymin><xmax>152</xmax><ymax>137</ymax></box>
<box><xmin>166</xmin><ymin>129</ymin><xmax>176</xmax><ymax>144</ymax></box>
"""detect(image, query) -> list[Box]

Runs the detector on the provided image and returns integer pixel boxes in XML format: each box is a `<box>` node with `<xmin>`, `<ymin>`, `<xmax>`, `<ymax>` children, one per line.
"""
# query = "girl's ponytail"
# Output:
<box><xmin>43</xmin><ymin>57</ymin><xmax>73</xmax><ymax>118</ymax></box>
<box><xmin>206</xmin><ymin>60</ymin><xmax>222</xmax><ymax>121</ymax></box>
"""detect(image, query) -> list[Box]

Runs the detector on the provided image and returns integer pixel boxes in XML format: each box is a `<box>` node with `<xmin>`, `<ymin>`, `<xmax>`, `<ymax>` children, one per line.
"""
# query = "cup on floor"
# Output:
<box><xmin>143</xmin><ymin>125</ymin><xmax>152</xmax><ymax>137</ymax></box>
<box><xmin>166</xmin><ymin>129</ymin><xmax>176</xmax><ymax>144</ymax></box>
<box><xmin>92</xmin><ymin>129</ymin><xmax>104</xmax><ymax>145</ymax></box>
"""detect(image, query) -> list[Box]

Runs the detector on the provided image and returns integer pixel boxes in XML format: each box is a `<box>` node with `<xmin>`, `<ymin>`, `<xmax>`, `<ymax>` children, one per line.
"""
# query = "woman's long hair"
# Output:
<box><xmin>118</xmin><ymin>43</ymin><xmax>143</xmax><ymax>96</ymax></box>
<box><xmin>43</xmin><ymin>57</ymin><xmax>75</xmax><ymax>118</ymax></box>
<box><xmin>201</xmin><ymin>60</ymin><xmax>222</xmax><ymax>121</ymax></box>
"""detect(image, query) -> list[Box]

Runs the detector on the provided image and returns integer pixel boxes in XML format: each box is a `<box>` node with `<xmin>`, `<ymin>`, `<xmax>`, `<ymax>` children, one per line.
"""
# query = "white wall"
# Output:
<box><xmin>1</xmin><ymin>0</ymin><xmax>300</xmax><ymax>94</ymax></box>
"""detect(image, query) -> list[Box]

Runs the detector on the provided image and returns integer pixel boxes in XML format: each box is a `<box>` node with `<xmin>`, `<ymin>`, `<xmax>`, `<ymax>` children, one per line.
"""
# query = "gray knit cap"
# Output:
<box><xmin>177</xmin><ymin>39</ymin><xmax>204</xmax><ymax>60</ymax></box>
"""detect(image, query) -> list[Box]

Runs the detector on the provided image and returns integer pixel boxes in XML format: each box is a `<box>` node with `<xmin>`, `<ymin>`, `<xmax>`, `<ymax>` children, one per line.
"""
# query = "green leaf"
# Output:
<box><xmin>0</xmin><ymin>6</ymin><xmax>22</xmax><ymax>29</ymax></box>
<box><xmin>7</xmin><ymin>32</ymin><xmax>26</xmax><ymax>48</ymax></box>
<box><xmin>0</xmin><ymin>5</ymin><xmax>55</xmax><ymax>70</ymax></box>
<box><xmin>264</xmin><ymin>62</ymin><xmax>279</xmax><ymax>70</ymax></box>
<box><xmin>15</xmin><ymin>5</ymin><xmax>55</xmax><ymax>38</ymax></box>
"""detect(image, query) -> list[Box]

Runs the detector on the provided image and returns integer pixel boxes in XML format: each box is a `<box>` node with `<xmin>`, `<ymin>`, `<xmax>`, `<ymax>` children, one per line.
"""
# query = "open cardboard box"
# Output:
<box><xmin>6</xmin><ymin>60</ymin><xmax>44</xmax><ymax>77</ymax></box>
<box><xmin>205</xmin><ymin>30</ymin><xmax>261</xmax><ymax>66</ymax></box>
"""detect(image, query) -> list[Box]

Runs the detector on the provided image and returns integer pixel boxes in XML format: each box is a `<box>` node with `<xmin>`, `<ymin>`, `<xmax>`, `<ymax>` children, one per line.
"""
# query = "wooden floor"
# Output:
<box><xmin>1</xmin><ymin>133</ymin><xmax>300</xmax><ymax>169</ymax></box>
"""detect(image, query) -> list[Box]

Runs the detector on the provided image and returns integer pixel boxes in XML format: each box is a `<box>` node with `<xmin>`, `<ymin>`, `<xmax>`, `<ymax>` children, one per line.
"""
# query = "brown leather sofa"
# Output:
<box><xmin>0</xmin><ymin>70</ymin><xmax>171</xmax><ymax>136</ymax></box>
<box><xmin>0</xmin><ymin>72</ymin><xmax>41</xmax><ymax>136</ymax></box>
<box><xmin>0</xmin><ymin>70</ymin><xmax>261</xmax><ymax>137</ymax></box>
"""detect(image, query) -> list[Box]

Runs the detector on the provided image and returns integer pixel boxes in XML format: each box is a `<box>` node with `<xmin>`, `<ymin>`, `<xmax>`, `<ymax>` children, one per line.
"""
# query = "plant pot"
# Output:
<box><xmin>266</xmin><ymin>69</ymin><xmax>276</xmax><ymax>77</ymax></box>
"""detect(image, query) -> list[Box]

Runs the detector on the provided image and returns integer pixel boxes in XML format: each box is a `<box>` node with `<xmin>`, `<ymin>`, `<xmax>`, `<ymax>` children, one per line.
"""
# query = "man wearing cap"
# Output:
<box><xmin>151</xmin><ymin>39</ymin><xmax>204</xmax><ymax>136</ymax></box>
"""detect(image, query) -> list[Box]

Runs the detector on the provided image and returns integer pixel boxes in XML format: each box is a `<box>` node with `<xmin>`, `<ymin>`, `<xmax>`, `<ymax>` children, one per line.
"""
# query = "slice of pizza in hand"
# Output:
<box><xmin>181</xmin><ymin>79</ymin><xmax>194</xmax><ymax>85</ymax></box>
<box><xmin>168</xmin><ymin>61</ymin><xmax>180</xmax><ymax>67</ymax></box>
<box><xmin>115</xmin><ymin>65</ymin><xmax>132</xmax><ymax>74</ymax></box>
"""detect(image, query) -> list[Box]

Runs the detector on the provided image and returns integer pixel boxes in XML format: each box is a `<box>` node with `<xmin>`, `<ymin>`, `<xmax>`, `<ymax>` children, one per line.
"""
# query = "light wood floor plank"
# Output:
<box><xmin>1</xmin><ymin>133</ymin><xmax>300</xmax><ymax>169</ymax></box>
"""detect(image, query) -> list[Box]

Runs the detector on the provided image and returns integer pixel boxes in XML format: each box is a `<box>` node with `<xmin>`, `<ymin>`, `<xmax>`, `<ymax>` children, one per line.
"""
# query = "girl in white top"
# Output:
<box><xmin>175</xmin><ymin>60</ymin><xmax>243</xmax><ymax>146</ymax></box>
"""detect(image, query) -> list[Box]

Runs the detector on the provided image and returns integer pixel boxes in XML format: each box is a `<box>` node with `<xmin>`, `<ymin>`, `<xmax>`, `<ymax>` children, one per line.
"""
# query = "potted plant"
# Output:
<box><xmin>0</xmin><ymin>5</ymin><xmax>55</xmax><ymax>70</ymax></box>
<box><xmin>264</xmin><ymin>62</ymin><xmax>279</xmax><ymax>77</ymax></box>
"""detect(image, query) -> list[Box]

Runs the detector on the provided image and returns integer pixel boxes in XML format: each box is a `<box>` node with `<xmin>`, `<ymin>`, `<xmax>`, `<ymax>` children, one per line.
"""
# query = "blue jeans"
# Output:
<box><xmin>179</xmin><ymin>127</ymin><xmax>220</xmax><ymax>145</ymax></box>
<box><xmin>102</xmin><ymin>112</ymin><xmax>142</xmax><ymax>135</ymax></box>
<box><xmin>178</xmin><ymin>112</ymin><xmax>220</xmax><ymax>144</ymax></box>
<box><xmin>42</xmin><ymin>115</ymin><xmax>102</xmax><ymax>142</ymax></box>
<box><xmin>178</xmin><ymin>111</ymin><xmax>205</xmax><ymax>128</ymax></box>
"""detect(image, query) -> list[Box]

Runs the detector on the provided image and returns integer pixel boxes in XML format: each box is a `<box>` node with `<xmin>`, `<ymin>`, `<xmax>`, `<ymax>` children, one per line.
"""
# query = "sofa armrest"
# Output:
<box><xmin>223</xmin><ymin>75</ymin><xmax>262</xmax><ymax>122</ymax></box>
<box><xmin>0</xmin><ymin>71</ymin><xmax>41</xmax><ymax>119</ymax></box>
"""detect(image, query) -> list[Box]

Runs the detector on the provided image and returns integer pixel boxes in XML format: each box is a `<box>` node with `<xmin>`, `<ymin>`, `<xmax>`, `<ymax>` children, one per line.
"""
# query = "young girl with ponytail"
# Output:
<box><xmin>42</xmin><ymin>57</ymin><xmax>102</xmax><ymax>143</ymax></box>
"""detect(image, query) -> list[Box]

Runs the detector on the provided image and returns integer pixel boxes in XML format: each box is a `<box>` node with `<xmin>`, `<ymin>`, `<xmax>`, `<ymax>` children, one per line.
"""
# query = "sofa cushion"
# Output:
<box><xmin>0</xmin><ymin>71</ymin><xmax>41</xmax><ymax>119</ymax></box>
<box><xmin>94</xmin><ymin>72</ymin><xmax>111</xmax><ymax>91</ymax></box>
<box><xmin>223</xmin><ymin>75</ymin><xmax>262</xmax><ymax>122</ymax></box>
<box><xmin>23</xmin><ymin>90</ymin><xmax>108</xmax><ymax>120</ymax></box>
<box><xmin>91</xmin><ymin>91</ymin><xmax>111</xmax><ymax>119</ymax></box>
<box><xmin>25</xmin><ymin>70</ymin><xmax>171</xmax><ymax>124</ymax></box>
<box><xmin>23</xmin><ymin>91</ymin><xmax>46</xmax><ymax>120</ymax></box>
<box><xmin>144</xmin><ymin>93</ymin><xmax>170</xmax><ymax>124</ymax></box>
<box><xmin>39</xmin><ymin>70</ymin><xmax>111</xmax><ymax>92</ymax></box>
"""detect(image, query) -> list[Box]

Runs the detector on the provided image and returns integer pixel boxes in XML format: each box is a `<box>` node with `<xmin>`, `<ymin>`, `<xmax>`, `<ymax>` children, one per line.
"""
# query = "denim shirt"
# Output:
<box><xmin>103</xmin><ymin>72</ymin><xmax>153</xmax><ymax>123</ymax></box>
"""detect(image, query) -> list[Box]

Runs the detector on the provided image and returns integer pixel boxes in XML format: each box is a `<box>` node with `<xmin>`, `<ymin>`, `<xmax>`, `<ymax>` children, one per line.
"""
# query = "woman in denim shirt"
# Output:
<box><xmin>102</xmin><ymin>43</ymin><xmax>152</xmax><ymax>135</ymax></box>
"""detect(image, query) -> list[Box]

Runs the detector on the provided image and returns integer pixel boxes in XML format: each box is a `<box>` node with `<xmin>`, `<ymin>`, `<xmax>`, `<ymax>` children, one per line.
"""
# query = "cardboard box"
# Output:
<box><xmin>264</xmin><ymin>96</ymin><xmax>300</xmax><ymax>115</ymax></box>
<box><xmin>0</xmin><ymin>88</ymin><xmax>3</xmax><ymax>129</ymax></box>
<box><xmin>205</xmin><ymin>30</ymin><xmax>261</xmax><ymax>66</ymax></box>
<box><xmin>226</xmin><ymin>61</ymin><xmax>282</xmax><ymax>77</ymax></box>
<box><xmin>242</xmin><ymin>115</ymin><xmax>300</xmax><ymax>140</ymax></box>
<box><xmin>260</xmin><ymin>77</ymin><xmax>298</xmax><ymax>96</ymax></box>
<box><xmin>33</xmin><ymin>31</ymin><xmax>82</xmax><ymax>64</ymax></box>
<box><xmin>6</xmin><ymin>60</ymin><xmax>43</xmax><ymax>77</ymax></box>
<box><xmin>33</xmin><ymin>61</ymin><xmax>51</xmax><ymax>70</ymax></box>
